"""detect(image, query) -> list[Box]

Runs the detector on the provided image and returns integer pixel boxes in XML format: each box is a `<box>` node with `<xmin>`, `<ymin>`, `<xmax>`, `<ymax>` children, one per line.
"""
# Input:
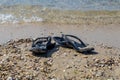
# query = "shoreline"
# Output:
<box><xmin>41</xmin><ymin>10</ymin><xmax>120</xmax><ymax>25</ymax></box>
<box><xmin>0</xmin><ymin>7</ymin><xmax>120</xmax><ymax>24</ymax></box>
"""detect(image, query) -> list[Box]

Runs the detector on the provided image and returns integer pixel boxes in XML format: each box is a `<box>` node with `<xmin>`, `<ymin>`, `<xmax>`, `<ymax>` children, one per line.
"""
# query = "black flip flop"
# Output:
<box><xmin>64</xmin><ymin>34</ymin><xmax>94</xmax><ymax>53</ymax></box>
<box><xmin>54</xmin><ymin>34</ymin><xmax>94</xmax><ymax>53</ymax></box>
<box><xmin>53</xmin><ymin>34</ymin><xmax>73</xmax><ymax>48</ymax></box>
<box><xmin>30</xmin><ymin>36</ymin><xmax>55</xmax><ymax>54</ymax></box>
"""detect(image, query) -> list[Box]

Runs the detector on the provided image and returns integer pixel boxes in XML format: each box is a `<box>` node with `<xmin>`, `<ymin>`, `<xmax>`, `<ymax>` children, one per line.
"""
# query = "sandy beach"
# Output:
<box><xmin>0</xmin><ymin>23</ymin><xmax>120</xmax><ymax>80</ymax></box>
<box><xmin>0</xmin><ymin>0</ymin><xmax>120</xmax><ymax>79</ymax></box>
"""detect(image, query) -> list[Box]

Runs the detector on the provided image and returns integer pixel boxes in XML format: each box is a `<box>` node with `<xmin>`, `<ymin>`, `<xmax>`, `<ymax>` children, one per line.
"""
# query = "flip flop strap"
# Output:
<box><xmin>32</xmin><ymin>36</ymin><xmax>51</xmax><ymax>48</ymax></box>
<box><xmin>63</xmin><ymin>34</ymin><xmax>87</xmax><ymax>47</ymax></box>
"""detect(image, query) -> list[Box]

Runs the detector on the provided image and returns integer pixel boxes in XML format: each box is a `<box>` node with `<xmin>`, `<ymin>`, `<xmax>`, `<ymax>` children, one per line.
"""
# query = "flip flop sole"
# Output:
<box><xmin>77</xmin><ymin>46</ymin><xmax>94</xmax><ymax>52</ymax></box>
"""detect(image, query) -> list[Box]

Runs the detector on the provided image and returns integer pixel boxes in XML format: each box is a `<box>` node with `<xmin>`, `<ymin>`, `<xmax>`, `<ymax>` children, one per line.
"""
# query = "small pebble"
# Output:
<box><xmin>7</xmin><ymin>77</ymin><xmax>13</xmax><ymax>80</ymax></box>
<box><xmin>107</xmin><ymin>78</ymin><xmax>114</xmax><ymax>80</ymax></box>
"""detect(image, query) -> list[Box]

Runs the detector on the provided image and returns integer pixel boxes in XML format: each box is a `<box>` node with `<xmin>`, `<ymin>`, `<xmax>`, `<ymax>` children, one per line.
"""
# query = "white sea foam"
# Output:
<box><xmin>0</xmin><ymin>14</ymin><xmax>43</xmax><ymax>24</ymax></box>
<box><xmin>0</xmin><ymin>14</ymin><xmax>18</xmax><ymax>24</ymax></box>
<box><xmin>23</xmin><ymin>16</ymin><xmax>43</xmax><ymax>23</ymax></box>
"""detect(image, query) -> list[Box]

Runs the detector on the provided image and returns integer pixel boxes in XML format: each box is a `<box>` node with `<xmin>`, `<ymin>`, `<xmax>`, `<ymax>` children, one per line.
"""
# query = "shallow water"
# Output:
<box><xmin>0</xmin><ymin>0</ymin><xmax>120</xmax><ymax>24</ymax></box>
<box><xmin>0</xmin><ymin>0</ymin><xmax>120</xmax><ymax>10</ymax></box>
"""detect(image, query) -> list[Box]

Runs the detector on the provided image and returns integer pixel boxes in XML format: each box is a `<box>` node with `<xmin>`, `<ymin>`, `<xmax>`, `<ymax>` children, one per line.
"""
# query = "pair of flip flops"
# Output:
<box><xmin>30</xmin><ymin>34</ymin><xmax>94</xmax><ymax>54</ymax></box>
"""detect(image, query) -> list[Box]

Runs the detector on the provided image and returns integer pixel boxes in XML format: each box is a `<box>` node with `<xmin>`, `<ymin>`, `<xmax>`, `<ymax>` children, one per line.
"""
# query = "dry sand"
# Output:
<box><xmin>0</xmin><ymin>23</ymin><xmax>120</xmax><ymax>80</ymax></box>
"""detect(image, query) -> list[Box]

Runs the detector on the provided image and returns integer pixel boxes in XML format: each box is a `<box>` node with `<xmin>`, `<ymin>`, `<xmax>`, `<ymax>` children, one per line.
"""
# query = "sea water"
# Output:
<box><xmin>0</xmin><ymin>0</ymin><xmax>120</xmax><ymax>24</ymax></box>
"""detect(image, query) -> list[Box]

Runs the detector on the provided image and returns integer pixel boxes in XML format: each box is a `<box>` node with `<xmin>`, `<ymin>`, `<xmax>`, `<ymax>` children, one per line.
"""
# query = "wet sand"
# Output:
<box><xmin>0</xmin><ymin>23</ymin><xmax>120</xmax><ymax>80</ymax></box>
<box><xmin>0</xmin><ymin>23</ymin><xmax>120</xmax><ymax>48</ymax></box>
